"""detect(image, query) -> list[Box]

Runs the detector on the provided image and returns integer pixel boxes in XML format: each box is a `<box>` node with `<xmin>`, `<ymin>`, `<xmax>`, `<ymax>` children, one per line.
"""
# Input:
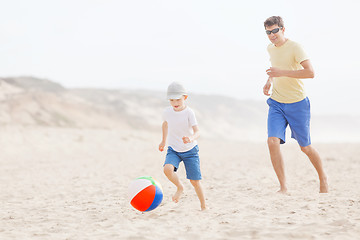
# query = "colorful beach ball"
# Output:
<box><xmin>128</xmin><ymin>176</ymin><xmax>163</xmax><ymax>212</ymax></box>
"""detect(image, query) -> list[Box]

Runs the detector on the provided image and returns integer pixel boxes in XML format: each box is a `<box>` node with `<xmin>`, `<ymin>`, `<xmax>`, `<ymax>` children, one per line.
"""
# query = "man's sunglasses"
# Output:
<box><xmin>266</xmin><ymin>27</ymin><xmax>282</xmax><ymax>35</ymax></box>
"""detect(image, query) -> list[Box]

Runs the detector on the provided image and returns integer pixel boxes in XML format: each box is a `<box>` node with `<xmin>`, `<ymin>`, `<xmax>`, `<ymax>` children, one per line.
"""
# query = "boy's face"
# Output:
<box><xmin>169</xmin><ymin>95</ymin><xmax>187</xmax><ymax>111</ymax></box>
<box><xmin>265</xmin><ymin>24</ymin><xmax>286</xmax><ymax>46</ymax></box>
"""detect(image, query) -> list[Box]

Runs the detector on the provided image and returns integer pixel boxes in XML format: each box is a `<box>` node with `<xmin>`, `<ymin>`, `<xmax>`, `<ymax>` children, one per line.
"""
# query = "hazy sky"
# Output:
<box><xmin>1</xmin><ymin>0</ymin><xmax>359</xmax><ymax>115</ymax></box>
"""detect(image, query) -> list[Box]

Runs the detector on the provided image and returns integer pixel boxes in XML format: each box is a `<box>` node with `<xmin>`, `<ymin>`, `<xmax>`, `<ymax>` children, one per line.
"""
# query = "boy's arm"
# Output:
<box><xmin>266</xmin><ymin>60</ymin><xmax>315</xmax><ymax>79</ymax></box>
<box><xmin>182</xmin><ymin>125</ymin><xmax>200</xmax><ymax>144</ymax></box>
<box><xmin>159</xmin><ymin>121</ymin><xmax>168</xmax><ymax>152</ymax></box>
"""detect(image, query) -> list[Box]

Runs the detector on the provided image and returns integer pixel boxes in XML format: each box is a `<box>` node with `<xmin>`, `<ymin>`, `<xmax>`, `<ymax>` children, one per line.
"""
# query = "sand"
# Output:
<box><xmin>0</xmin><ymin>126</ymin><xmax>359</xmax><ymax>239</ymax></box>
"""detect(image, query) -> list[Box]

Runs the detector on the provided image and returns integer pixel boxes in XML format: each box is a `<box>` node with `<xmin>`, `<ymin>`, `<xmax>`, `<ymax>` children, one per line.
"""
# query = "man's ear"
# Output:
<box><xmin>184</xmin><ymin>95</ymin><xmax>188</xmax><ymax>100</ymax></box>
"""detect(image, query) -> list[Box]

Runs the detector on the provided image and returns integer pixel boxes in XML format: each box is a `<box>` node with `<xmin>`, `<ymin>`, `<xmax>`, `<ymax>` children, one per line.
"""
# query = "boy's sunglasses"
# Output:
<box><xmin>266</xmin><ymin>27</ymin><xmax>282</xmax><ymax>35</ymax></box>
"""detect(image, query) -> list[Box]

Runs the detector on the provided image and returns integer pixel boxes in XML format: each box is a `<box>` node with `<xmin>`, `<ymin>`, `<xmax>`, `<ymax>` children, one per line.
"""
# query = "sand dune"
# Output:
<box><xmin>2</xmin><ymin>77</ymin><xmax>359</xmax><ymax>142</ymax></box>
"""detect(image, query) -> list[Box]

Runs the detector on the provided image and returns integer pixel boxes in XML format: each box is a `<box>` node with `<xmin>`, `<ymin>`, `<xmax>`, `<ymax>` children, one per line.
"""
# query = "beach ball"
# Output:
<box><xmin>128</xmin><ymin>176</ymin><xmax>163</xmax><ymax>212</ymax></box>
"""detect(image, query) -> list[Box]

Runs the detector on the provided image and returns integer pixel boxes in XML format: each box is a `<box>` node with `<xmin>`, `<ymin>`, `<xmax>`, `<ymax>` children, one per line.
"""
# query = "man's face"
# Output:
<box><xmin>265</xmin><ymin>25</ymin><xmax>285</xmax><ymax>46</ymax></box>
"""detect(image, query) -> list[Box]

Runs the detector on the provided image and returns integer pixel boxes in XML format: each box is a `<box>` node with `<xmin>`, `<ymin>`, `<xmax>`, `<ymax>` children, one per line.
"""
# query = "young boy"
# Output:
<box><xmin>158</xmin><ymin>82</ymin><xmax>206</xmax><ymax>210</ymax></box>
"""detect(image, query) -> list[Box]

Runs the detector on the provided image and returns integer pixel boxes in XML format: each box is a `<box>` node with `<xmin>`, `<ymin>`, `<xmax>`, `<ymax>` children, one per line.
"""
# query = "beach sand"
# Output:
<box><xmin>1</xmin><ymin>126</ymin><xmax>359</xmax><ymax>239</ymax></box>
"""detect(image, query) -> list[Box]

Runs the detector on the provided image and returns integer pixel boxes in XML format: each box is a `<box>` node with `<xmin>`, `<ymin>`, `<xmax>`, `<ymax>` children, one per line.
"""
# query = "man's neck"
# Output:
<box><xmin>275</xmin><ymin>38</ymin><xmax>288</xmax><ymax>47</ymax></box>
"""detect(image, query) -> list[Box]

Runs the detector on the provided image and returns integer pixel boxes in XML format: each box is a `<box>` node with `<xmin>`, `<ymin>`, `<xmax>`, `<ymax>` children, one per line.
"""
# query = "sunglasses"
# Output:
<box><xmin>266</xmin><ymin>27</ymin><xmax>282</xmax><ymax>35</ymax></box>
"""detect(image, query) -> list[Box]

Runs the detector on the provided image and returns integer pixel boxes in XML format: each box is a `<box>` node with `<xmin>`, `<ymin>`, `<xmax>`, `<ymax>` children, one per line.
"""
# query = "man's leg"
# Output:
<box><xmin>300</xmin><ymin>145</ymin><xmax>329</xmax><ymax>193</ymax></box>
<box><xmin>267</xmin><ymin>137</ymin><xmax>287</xmax><ymax>193</ymax></box>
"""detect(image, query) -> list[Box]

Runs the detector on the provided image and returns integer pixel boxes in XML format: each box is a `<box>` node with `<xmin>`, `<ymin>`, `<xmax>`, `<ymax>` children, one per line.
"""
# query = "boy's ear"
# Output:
<box><xmin>184</xmin><ymin>95</ymin><xmax>188</xmax><ymax>100</ymax></box>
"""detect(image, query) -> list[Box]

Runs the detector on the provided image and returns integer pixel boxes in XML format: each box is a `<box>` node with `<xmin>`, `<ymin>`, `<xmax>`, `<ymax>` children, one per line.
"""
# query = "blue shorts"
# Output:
<box><xmin>267</xmin><ymin>97</ymin><xmax>311</xmax><ymax>147</ymax></box>
<box><xmin>164</xmin><ymin>145</ymin><xmax>202</xmax><ymax>180</ymax></box>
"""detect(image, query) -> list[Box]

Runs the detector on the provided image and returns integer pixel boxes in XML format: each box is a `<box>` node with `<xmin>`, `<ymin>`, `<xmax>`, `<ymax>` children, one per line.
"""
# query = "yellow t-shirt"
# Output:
<box><xmin>267</xmin><ymin>39</ymin><xmax>309</xmax><ymax>103</ymax></box>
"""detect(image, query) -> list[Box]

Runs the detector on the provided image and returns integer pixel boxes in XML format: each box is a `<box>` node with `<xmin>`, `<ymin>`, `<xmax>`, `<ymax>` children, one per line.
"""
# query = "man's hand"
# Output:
<box><xmin>263</xmin><ymin>78</ymin><xmax>272</xmax><ymax>96</ymax></box>
<box><xmin>266</xmin><ymin>67</ymin><xmax>284</xmax><ymax>77</ymax></box>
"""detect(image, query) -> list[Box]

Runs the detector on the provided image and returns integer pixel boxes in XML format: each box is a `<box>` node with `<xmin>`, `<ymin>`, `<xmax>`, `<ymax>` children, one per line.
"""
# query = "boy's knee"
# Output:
<box><xmin>190</xmin><ymin>179</ymin><xmax>200</xmax><ymax>187</ymax></box>
<box><xmin>163</xmin><ymin>164</ymin><xmax>174</xmax><ymax>176</ymax></box>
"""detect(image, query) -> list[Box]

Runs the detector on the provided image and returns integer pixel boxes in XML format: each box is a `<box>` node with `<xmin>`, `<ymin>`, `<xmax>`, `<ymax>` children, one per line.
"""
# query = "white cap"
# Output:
<box><xmin>167</xmin><ymin>82</ymin><xmax>187</xmax><ymax>100</ymax></box>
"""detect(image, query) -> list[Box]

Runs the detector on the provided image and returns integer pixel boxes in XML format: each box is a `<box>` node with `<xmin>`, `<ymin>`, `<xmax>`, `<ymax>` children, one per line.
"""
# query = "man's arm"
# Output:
<box><xmin>263</xmin><ymin>77</ymin><xmax>273</xmax><ymax>96</ymax></box>
<box><xmin>266</xmin><ymin>59</ymin><xmax>315</xmax><ymax>79</ymax></box>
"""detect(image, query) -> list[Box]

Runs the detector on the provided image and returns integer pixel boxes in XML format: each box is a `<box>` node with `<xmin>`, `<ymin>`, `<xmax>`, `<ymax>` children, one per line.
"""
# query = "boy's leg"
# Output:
<box><xmin>267</xmin><ymin>137</ymin><xmax>287</xmax><ymax>193</ymax></box>
<box><xmin>181</xmin><ymin>146</ymin><xmax>206</xmax><ymax>209</ymax></box>
<box><xmin>163</xmin><ymin>164</ymin><xmax>184</xmax><ymax>202</ymax></box>
<box><xmin>190</xmin><ymin>180</ymin><xmax>206</xmax><ymax>210</ymax></box>
<box><xmin>300</xmin><ymin>145</ymin><xmax>329</xmax><ymax>193</ymax></box>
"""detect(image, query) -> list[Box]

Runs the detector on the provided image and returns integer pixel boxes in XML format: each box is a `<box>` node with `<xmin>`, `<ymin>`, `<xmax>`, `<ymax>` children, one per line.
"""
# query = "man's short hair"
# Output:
<box><xmin>264</xmin><ymin>16</ymin><xmax>284</xmax><ymax>29</ymax></box>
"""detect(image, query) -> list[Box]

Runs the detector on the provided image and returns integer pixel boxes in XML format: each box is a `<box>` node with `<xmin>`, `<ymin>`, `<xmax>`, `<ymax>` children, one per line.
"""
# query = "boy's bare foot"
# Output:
<box><xmin>201</xmin><ymin>205</ymin><xmax>207</xmax><ymax>211</ymax></box>
<box><xmin>172</xmin><ymin>186</ymin><xmax>184</xmax><ymax>203</ymax></box>
<box><xmin>320</xmin><ymin>178</ymin><xmax>329</xmax><ymax>193</ymax></box>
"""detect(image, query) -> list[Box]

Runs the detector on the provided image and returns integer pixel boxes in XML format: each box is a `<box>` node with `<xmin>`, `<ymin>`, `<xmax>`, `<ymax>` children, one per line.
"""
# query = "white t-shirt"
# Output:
<box><xmin>163</xmin><ymin>106</ymin><xmax>198</xmax><ymax>152</ymax></box>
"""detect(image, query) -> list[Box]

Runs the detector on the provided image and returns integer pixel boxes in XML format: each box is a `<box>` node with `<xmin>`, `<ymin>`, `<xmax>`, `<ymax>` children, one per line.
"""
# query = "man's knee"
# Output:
<box><xmin>268</xmin><ymin>137</ymin><xmax>280</xmax><ymax>148</ymax></box>
<box><xmin>300</xmin><ymin>145</ymin><xmax>312</xmax><ymax>155</ymax></box>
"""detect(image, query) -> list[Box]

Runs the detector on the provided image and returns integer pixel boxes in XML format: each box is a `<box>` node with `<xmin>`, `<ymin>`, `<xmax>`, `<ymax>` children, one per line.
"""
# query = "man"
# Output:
<box><xmin>263</xmin><ymin>16</ymin><xmax>328</xmax><ymax>193</ymax></box>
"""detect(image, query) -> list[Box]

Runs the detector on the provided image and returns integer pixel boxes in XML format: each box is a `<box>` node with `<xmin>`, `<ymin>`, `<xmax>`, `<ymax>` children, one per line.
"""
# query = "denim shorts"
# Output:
<box><xmin>267</xmin><ymin>97</ymin><xmax>311</xmax><ymax>147</ymax></box>
<box><xmin>164</xmin><ymin>145</ymin><xmax>202</xmax><ymax>180</ymax></box>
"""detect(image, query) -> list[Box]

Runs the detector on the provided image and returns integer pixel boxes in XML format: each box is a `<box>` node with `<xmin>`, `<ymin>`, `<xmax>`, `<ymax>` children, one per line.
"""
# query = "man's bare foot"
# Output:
<box><xmin>277</xmin><ymin>187</ymin><xmax>287</xmax><ymax>194</ymax></box>
<box><xmin>172</xmin><ymin>186</ymin><xmax>184</xmax><ymax>203</ymax></box>
<box><xmin>201</xmin><ymin>205</ymin><xmax>207</xmax><ymax>211</ymax></box>
<box><xmin>320</xmin><ymin>178</ymin><xmax>329</xmax><ymax>193</ymax></box>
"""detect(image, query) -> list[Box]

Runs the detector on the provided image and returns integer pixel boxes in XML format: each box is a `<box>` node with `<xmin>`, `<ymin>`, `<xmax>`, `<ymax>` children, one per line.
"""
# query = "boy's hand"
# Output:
<box><xmin>182</xmin><ymin>136</ymin><xmax>192</xmax><ymax>144</ymax></box>
<box><xmin>159</xmin><ymin>141</ymin><xmax>165</xmax><ymax>152</ymax></box>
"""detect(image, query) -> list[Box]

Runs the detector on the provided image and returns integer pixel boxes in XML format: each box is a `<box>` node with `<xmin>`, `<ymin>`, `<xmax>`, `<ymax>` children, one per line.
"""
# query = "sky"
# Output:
<box><xmin>1</xmin><ymin>0</ymin><xmax>360</xmax><ymax>115</ymax></box>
